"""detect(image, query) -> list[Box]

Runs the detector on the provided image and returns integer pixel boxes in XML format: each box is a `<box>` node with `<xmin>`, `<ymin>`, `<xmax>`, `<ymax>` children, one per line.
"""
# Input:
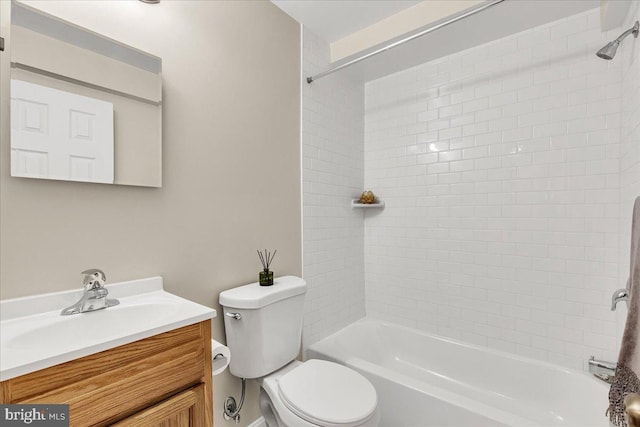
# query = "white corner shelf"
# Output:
<box><xmin>351</xmin><ymin>199</ymin><xmax>385</xmax><ymax>209</ymax></box>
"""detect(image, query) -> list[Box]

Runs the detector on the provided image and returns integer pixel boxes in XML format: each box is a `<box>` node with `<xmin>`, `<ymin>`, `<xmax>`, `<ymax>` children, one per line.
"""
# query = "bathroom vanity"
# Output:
<box><xmin>1</xmin><ymin>322</ymin><xmax>212</xmax><ymax>426</ymax></box>
<box><xmin>0</xmin><ymin>277</ymin><xmax>216</xmax><ymax>426</ymax></box>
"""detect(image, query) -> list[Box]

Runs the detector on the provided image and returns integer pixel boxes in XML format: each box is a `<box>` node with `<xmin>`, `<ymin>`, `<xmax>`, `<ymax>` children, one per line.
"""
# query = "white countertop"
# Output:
<box><xmin>0</xmin><ymin>277</ymin><xmax>217</xmax><ymax>381</ymax></box>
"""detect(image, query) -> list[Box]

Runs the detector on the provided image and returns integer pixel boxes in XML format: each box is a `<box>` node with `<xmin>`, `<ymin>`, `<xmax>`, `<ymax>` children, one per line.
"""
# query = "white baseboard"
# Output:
<box><xmin>247</xmin><ymin>417</ymin><xmax>266</xmax><ymax>427</ymax></box>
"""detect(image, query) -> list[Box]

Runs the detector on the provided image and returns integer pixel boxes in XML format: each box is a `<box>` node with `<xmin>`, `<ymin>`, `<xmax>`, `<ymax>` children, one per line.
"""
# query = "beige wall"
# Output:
<box><xmin>0</xmin><ymin>1</ymin><xmax>301</xmax><ymax>426</ymax></box>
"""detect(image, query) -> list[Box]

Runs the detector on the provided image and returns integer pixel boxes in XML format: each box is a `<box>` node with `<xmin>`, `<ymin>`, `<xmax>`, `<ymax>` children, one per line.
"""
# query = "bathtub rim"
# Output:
<box><xmin>307</xmin><ymin>317</ymin><xmax>609</xmax><ymax>383</ymax></box>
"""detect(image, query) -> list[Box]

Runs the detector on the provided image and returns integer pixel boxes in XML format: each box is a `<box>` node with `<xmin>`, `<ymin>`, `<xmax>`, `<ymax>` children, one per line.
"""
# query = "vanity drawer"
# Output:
<box><xmin>1</xmin><ymin>321</ymin><xmax>213</xmax><ymax>426</ymax></box>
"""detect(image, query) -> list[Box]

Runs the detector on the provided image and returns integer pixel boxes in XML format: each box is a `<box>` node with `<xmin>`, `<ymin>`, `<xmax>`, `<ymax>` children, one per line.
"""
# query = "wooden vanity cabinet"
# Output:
<box><xmin>0</xmin><ymin>321</ymin><xmax>213</xmax><ymax>427</ymax></box>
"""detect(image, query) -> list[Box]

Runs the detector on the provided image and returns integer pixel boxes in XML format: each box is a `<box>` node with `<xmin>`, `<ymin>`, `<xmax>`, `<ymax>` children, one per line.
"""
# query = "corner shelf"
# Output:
<box><xmin>351</xmin><ymin>199</ymin><xmax>385</xmax><ymax>209</ymax></box>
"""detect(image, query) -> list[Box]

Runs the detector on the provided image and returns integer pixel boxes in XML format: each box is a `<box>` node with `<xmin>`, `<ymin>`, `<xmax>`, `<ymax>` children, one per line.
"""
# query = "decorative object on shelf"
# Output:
<box><xmin>257</xmin><ymin>249</ymin><xmax>276</xmax><ymax>286</ymax></box>
<box><xmin>352</xmin><ymin>191</ymin><xmax>384</xmax><ymax>209</ymax></box>
<box><xmin>359</xmin><ymin>190</ymin><xmax>376</xmax><ymax>204</ymax></box>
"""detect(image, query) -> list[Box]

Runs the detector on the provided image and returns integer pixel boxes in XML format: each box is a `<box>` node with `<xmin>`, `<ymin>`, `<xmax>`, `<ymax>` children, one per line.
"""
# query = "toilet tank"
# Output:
<box><xmin>219</xmin><ymin>276</ymin><xmax>306</xmax><ymax>379</ymax></box>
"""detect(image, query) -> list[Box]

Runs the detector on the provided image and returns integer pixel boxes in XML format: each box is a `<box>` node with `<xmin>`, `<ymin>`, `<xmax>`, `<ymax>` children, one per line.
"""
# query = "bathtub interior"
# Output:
<box><xmin>307</xmin><ymin>319</ymin><xmax>610</xmax><ymax>427</ymax></box>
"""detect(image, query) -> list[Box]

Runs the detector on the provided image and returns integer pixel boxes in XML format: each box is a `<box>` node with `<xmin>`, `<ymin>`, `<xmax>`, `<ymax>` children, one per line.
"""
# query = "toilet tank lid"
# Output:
<box><xmin>219</xmin><ymin>276</ymin><xmax>306</xmax><ymax>309</ymax></box>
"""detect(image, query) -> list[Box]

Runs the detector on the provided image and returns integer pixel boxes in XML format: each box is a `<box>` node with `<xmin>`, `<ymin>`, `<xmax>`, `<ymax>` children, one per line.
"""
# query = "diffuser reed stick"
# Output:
<box><xmin>258</xmin><ymin>249</ymin><xmax>276</xmax><ymax>270</ymax></box>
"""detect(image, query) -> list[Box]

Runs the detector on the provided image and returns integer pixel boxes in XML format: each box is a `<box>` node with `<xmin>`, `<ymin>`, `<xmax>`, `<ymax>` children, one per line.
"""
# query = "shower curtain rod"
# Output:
<box><xmin>306</xmin><ymin>0</ymin><xmax>505</xmax><ymax>84</ymax></box>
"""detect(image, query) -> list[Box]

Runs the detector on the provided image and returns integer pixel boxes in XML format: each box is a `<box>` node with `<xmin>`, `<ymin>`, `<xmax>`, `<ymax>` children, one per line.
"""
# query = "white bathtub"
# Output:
<box><xmin>307</xmin><ymin>319</ymin><xmax>610</xmax><ymax>427</ymax></box>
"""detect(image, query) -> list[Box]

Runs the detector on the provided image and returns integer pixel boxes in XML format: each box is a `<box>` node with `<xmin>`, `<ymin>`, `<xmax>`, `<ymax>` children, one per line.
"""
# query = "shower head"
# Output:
<box><xmin>596</xmin><ymin>21</ymin><xmax>639</xmax><ymax>60</ymax></box>
<box><xmin>596</xmin><ymin>41</ymin><xmax>621</xmax><ymax>60</ymax></box>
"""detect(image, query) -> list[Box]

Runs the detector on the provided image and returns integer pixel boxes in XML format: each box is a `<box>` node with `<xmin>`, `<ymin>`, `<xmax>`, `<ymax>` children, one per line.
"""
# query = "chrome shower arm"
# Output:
<box><xmin>615</xmin><ymin>21</ymin><xmax>639</xmax><ymax>43</ymax></box>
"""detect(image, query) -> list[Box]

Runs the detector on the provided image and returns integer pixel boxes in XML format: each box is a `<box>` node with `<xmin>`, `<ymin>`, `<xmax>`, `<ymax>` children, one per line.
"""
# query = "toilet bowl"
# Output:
<box><xmin>259</xmin><ymin>360</ymin><xmax>379</xmax><ymax>427</ymax></box>
<box><xmin>219</xmin><ymin>276</ymin><xmax>379</xmax><ymax>427</ymax></box>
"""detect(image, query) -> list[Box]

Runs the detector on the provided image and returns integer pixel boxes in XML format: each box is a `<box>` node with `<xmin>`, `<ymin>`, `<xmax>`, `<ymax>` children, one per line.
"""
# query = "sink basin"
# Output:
<box><xmin>1</xmin><ymin>277</ymin><xmax>216</xmax><ymax>381</ymax></box>
<box><xmin>5</xmin><ymin>302</ymin><xmax>178</xmax><ymax>352</ymax></box>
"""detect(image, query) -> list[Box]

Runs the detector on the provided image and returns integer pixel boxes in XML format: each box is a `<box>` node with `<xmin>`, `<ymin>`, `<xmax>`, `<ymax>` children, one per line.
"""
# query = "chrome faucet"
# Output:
<box><xmin>612</xmin><ymin>287</ymin><xmax>630</xmax><ymax>311</ymax></box>
<box><xmin>588</xmin><ymin>356</ymin><xmax>617</xmax><ymax>383</ymax></box>
<box><xmin>611</xmin><ymin>280</ymin><xmax>630</xmax><ymax>311</ymax></box>
<box><xmin>61</xmin><ymin>269</ymin><xmax>119</xmax><ymax>315</ymax></box>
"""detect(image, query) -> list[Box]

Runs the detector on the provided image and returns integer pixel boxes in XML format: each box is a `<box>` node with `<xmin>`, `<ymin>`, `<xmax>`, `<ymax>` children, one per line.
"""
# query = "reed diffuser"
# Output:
<box><xmin>257</xmin><ymin>249</ymin><xmax>276</xmax><ymax>286</ymax></box>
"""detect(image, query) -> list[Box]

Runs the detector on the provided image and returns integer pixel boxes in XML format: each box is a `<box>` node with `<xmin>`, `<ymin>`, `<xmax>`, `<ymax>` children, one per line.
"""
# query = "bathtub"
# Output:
<box><xmin>307</xmin><ymin>319</ymin><xmax>610</xmax><ymax>427</ymax></box>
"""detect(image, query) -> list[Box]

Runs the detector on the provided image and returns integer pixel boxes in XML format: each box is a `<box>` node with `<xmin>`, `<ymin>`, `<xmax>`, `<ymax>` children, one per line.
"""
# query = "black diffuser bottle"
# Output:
<box><xmin>257</xmin><ymin>249</ymin><xmax>276</xmax><ymax>286</ymax></box>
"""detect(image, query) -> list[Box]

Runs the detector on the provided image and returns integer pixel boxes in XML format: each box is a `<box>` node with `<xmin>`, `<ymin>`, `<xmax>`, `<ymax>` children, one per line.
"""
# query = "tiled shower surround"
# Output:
<box><xmin>364</xmin><ymin>9</ymin><xmax>629</xmax><ymax>369</ymax></box>
<box><xmin>303</xmin><ymin>6</ymin><xmax>640</xmax><ymax>370</ymax></box>
<box><xmin>302</xmin><ymin>28</ymin><xmax>366</xmax><ymax>347</ymax></box>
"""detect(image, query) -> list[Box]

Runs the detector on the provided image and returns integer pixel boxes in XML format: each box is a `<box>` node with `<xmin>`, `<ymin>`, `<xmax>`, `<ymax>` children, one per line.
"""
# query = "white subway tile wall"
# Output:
<box><xmin>364</xmin><ymin>9</ymin><xmax>627</xmax><ymax>369</ymax></box>
<box><xmin>302</xmin><ymin>28</ymin><xmax>366</xmax><ymax>347</ymax></box>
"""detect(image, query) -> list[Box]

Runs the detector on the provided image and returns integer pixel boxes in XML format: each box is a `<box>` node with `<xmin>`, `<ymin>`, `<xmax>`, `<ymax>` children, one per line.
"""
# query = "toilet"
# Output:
<box><xmin>219</xmin><ymin>276</ymin><xmax>379</xmax><ymax>427</ymax></box>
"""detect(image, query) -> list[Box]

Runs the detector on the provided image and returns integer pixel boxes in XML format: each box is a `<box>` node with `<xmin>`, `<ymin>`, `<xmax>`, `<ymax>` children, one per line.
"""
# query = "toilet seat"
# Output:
<box><xmin>277</xmin><ymin>360</ymin><xmax>378</xmax><ymax>427</ymax></box>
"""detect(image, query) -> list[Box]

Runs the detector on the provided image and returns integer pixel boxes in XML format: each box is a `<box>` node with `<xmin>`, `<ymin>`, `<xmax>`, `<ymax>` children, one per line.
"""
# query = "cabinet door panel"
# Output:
<box><xmin>112</xmin><ymin>384</ymin><xmax>206</xmax><ymax>427</ymax></box>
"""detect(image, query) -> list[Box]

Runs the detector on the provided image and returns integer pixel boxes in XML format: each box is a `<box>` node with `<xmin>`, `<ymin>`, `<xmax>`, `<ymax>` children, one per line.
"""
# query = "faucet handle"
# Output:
<box><xmin>81</xmin><ymin>269</ymin><xmax>107</xmax><ymax>289</ymax></box>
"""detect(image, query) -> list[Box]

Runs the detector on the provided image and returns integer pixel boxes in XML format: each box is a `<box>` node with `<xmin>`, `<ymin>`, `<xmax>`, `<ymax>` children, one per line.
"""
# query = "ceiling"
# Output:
<box><xmin>271</xmin><ymin>0</ymin><xmax>421</xmax><ymax>42</ymax></box>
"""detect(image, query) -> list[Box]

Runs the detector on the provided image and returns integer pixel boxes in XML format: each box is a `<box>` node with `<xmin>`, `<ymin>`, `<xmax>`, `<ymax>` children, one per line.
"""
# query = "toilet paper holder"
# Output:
<box><xmin>211</xmin><ymin>339</ymin><xmax>231</xmax><ymax>376</ymax></box>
